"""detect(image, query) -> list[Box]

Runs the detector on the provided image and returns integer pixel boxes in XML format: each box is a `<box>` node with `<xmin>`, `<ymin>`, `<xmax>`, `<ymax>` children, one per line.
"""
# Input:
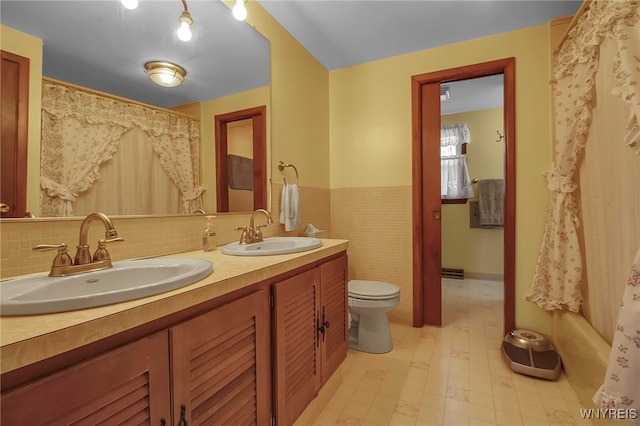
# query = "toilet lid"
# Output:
<box><xmin>348</xmin><ymin>280</ymin><xmax>400</xmax><ymax>300</ymax></box>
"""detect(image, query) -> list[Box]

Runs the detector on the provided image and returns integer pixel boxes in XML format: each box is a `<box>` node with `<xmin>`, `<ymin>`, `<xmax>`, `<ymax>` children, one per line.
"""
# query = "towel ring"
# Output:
<box><xmin>278</xmin><ymin>161</ymin><xmax>299</xmax><ymax>184</ymax></box>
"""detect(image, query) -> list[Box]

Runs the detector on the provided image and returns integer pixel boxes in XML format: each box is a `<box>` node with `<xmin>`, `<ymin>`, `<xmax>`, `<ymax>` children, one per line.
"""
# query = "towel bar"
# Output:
<box><xmin>278</xmin><ymin>161</ymin><xmax>299</xmax><ymax>184</ymax></box>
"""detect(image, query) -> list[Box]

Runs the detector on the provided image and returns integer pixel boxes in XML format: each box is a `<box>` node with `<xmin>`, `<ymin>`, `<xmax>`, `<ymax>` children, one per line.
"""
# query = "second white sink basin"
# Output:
<box><xmin>222</xmin><ymin>237</ymin><xmax>322</xmax><ymax>256</ymax></box>
<box><xmin>0</xmin><ymin>258</ymin><xmax>213</xmax><ymax>316</ymax></box>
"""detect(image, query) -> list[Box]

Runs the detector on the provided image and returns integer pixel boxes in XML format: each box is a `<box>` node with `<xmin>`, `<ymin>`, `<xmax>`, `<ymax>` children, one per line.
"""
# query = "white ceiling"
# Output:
<box><xmin>1</xmin><ymin>0</ymin><xmax>581</xmax><ymax>110</ymax></box>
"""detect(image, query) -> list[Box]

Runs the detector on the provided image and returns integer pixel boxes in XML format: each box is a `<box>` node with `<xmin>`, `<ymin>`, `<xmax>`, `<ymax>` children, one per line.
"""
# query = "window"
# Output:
<box><xmin>441</xmin><ymin>123</ymin><xmax>473</xmax><ymax>201</ymax></box>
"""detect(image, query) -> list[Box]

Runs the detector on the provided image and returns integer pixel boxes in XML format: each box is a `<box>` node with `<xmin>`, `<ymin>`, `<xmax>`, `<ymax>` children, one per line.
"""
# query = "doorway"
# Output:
<box><xmin>411</xmin><ymin>58</ymin><xmax>516</xmax><ymax>335</ymax></box>
<box><xmin>214</xmin><ymin>106</ymin><xmax>267</xmax><ymax>212</ymax></box>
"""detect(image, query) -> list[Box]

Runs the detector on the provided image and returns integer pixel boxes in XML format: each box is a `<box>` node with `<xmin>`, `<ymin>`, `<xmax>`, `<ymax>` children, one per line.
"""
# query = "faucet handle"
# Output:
<box><xmin>234</xmin><ymin>226</ymin><xmax>249</xmax><ymax>244</ymax></box>
<box><xmin>104</xmin><ymin>236</ymin><xmax>125</xmax><ymax>244</ymax></box>
<box><xmin>92</xmin><ymin>237</ymin><xmax>123</xmax><ymax>262</ymax></box>
<box><xmin>254</xmin><ymin>224</ymin><xmax>268</xmax><ymax>242</ymax></box>
<box><xmin>33</xmin><ymin>243</ymin><xmax>74</xmax><ymax>268</ymax></box>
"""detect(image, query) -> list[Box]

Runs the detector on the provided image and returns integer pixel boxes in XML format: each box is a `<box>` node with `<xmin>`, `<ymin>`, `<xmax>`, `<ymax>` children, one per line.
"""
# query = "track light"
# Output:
<box><xmin>177</xmin><ymin>0</ymin><xmax>193</xmax><ymax>42</ymax></box>
<box><xmin>120</xmin><ymin>0</ymin><xmax>138</xmax><ymax>10</ymax></box>
<box><xmin>232</xmin><ymin>0</ymin><xmax>247</xmax><ymax>21</ymax></box>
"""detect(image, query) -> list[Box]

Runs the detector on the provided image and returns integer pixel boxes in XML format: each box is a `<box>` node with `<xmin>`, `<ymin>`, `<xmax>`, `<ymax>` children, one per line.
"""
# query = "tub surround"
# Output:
<box><xmin>551</xmin><ymin>311</ymin><xmax>611</xmax><ymax>411</ymax></box>
<box><xmin>0</xmin><ymin>239</ymin><xmax>348</xmax><ymax>375</ymax></box>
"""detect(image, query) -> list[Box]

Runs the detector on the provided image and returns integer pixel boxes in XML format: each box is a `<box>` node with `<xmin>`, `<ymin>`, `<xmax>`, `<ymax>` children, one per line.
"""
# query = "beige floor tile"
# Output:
<box><xmin>363</xmin><ymin>406</ymin><xmax>395</xmax><ymax>425</ymax></box>
<box><xmin>305</xmin><ymin>279</ymin><xmax>585</xmax><ymax>426</ymax></box>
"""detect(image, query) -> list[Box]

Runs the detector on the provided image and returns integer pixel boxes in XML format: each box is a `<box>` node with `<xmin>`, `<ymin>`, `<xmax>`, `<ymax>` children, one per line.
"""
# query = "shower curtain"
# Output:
<box><xmin>527</xmin><ymin>0</ymin><xmax>639</xmax><ymax>415</ymax></box>
<box><xmin>40</xmin><ymin>80</ymin><xmax>204</xmax><ymax>216</ymax></box>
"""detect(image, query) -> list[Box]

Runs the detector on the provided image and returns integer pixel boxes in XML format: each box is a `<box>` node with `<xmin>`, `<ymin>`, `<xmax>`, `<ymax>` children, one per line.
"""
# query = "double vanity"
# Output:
<box><xmin>0</xmin><ymin>233</ymin><xmax>349</xmax><ymax>425</ymax></box>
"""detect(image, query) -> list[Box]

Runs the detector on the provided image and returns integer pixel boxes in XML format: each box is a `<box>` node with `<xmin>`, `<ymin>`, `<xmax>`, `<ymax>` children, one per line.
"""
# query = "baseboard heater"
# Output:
<box><xmin>441</xmin><ymin>268</ymin><xmax>464</xmax><ymax>279</ymax></box>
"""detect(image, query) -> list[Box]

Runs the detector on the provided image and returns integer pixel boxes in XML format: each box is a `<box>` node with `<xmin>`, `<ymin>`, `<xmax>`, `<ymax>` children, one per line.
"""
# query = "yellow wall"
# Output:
<box><xmin>244</xmin><ymin>1</ymin><xmax>331</xmax><ymax>190</ymax></box>
<box><xmin>329</xmin><ymin>25</ymin><xmax>554</xmax><ymax>332</ymax></box>
<box><xmin>441</xmin><ymin>108</ymin><xmax>504</xmax><ymax>277</ymax></box>
<box><xmin>1</xmin><ymin>25</ymin><xmax>43</xmax><ymax>214</ymax></box>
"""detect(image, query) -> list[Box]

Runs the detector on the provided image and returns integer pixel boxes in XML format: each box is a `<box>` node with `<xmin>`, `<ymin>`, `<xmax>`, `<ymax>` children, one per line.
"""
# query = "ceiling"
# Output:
<box><xmin>1</xmin><ymin>0</ymin><xmax>581</xmax><ymax>111</ymax></box>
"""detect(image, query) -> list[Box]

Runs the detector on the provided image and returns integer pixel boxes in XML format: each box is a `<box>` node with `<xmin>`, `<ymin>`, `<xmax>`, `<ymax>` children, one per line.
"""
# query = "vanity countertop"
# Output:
<box><xmin>0</xmin><ymin>239</ymin><xmax>348</xmax><ymax>374</ymax></box>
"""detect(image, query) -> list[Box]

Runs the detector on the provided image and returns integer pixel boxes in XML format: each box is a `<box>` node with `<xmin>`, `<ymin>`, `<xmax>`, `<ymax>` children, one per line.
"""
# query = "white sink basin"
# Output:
<box><xmin>0</xmin><ymin>258</ymin><xmax>213</xmax><ymax>316</ymax></box>
<box><xmin>221</xmin><ymin>237</ymin><xmax>322</xmax><ymax>256</ymax></box>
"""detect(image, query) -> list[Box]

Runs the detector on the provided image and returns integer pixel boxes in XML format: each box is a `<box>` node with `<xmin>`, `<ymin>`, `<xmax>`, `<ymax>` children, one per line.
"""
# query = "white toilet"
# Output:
<box><xmin>348</xmin><ymin>280</ymin><xmax>400</xmax><ymax>354</ymax></box>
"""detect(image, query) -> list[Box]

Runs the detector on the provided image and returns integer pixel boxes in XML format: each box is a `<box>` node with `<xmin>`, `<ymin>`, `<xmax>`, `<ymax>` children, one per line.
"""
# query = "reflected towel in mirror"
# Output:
<box><xmin>228</xmin><ymin>154</ymin><xmax>254</xmax><ymax>190</ymax></box>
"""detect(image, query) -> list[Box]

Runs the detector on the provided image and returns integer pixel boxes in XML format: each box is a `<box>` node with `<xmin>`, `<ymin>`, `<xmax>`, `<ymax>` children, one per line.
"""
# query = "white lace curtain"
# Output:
<box><xmin>441</xmin><ymin>123</ymin><xmax>474</xmax><ymax>199</ymax></box>
<box><xmin>40</xmin><ymin>81</ymin><xmax>204</xmax><ymax>216</ymax></box>
<box><xmin>527</xmin><ymin>1</ymin><xmax>640</xmax><ymax>313</ymax></box>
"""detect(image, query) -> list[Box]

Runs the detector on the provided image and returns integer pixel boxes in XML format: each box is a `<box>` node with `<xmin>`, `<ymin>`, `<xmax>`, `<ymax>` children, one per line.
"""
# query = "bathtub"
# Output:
<box><xmin>551</xmin><ymin>311</ymin><xmax>610</xmax><ymax>408</ymax></box>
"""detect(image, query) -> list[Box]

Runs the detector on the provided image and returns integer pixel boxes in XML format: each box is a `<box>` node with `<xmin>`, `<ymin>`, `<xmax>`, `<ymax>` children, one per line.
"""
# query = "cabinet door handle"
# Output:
<box><xmin>322</xmin><ymin>306</ymin><xmax>330</xmax><ymax>331</ymax></box>
<box><xmin>0</xmin><ymin>203</ymin><xmax>9</xmax><ymax>213</ymax></box>
<box><xmin>160</xmin><ymin>419</ymin><xmax>166</xmax><ymax>426</ymax></box>
<box><xmin>178</xmin><ymin>404</ymin><xmax>188</xmax><ymax>426</ymax></box>
<box><xmin>316</xmin><ymin>310</ymin><xmax>322</xmax><ymax>347</ymax></box>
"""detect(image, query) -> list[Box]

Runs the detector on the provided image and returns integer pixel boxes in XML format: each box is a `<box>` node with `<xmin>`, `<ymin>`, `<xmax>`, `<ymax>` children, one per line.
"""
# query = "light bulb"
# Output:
<box><xmin>177</xmin><ymin>21</ymin><xmax>192</xmax><ymax>41</ymax></box>
<box><xmin>177</xmin><ymin>11</ymin><xmax>193</xmax><ymax>42</ymax></box>
<box><xmin>120</xmin><ymin>0</ymin><xmax>138</xmax><ymax>10</ymax></box>
<box><xmin>232</xmin><ymin>0</ymin><xmax>247</xmax><ymax>21</ymax></box>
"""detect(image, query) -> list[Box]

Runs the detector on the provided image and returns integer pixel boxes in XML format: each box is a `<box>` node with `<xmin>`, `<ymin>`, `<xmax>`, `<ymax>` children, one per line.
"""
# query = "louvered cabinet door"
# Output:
<box><xmin>319</xmin><ymin>255</ymin><xmax>348</xmax><ymax>383</ymax></box>
<box><xmin>0</xmin><ymin>331</ymin><xmax>171</xmax><ymax>426</ymax></box>
<box><xmin>170</xmin><ymin>290</ymin><xmax>271</xmax><ymax>426</ymax></box>
<box><xmin>273</xmin><ymin>268</ymin><xmax>321</xmax><ymax>426</ymax></box>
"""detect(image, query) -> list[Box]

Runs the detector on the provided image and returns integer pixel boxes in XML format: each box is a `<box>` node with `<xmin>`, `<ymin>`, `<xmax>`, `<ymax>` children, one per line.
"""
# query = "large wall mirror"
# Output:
<box><xmin>0</xmin><ymin>0</ymin><xmax>270</xmax><ymax>218</ymax></box>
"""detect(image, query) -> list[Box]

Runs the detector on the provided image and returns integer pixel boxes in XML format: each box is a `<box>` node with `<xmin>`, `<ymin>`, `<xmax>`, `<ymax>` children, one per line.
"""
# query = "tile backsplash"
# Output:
<box><xmin>0</xmin><ymin>213</ymin><xmax>262</xmax><ymax>278</ymax></box>
<box><xmin>0</xmin><ymin>185</ymin><xmax>331</xmax><ymax>279</ymax></box>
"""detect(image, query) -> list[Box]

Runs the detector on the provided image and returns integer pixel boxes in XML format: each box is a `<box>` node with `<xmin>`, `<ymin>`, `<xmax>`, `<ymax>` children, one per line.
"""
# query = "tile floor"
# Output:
<box><xmin>308</xmin><ymin>279</ymin><xmax>590</xmax><ymax>425</ymax></box>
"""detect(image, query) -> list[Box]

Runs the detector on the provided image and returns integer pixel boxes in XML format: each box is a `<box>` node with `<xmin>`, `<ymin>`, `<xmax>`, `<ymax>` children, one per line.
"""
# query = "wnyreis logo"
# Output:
<box><xmin>579</xmin><ymin>408</ymin><xmax>638</xmax><ymax>420</ymax></box>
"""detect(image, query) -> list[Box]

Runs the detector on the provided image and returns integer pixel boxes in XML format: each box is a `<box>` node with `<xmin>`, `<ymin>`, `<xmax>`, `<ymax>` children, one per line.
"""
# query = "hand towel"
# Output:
<box><xmin>279</xmin><ymin>183</ymin><xmax>300</xmax><ymax>231</ymax></box>
<box><xmin>478</xmin><ymin>179</ymin><xmax>504</xmax><ymax>227</ymax></box>
<box><xmin>227</xmin><ymin>154</ymin><xmax>253</xmax><ymax>190</ymax></box>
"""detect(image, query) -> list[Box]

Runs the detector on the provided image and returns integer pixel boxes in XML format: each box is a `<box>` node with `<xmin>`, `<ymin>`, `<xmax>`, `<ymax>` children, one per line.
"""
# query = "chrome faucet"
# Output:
<box><xmin>236</xmin><ymin>209</ymin><xmax>273</xmax><ymax>244</ymax></box>
<box><xmin>33</xmin><ymin>212</ymin><xmax>124</xmax><ymax>277</ymax></box>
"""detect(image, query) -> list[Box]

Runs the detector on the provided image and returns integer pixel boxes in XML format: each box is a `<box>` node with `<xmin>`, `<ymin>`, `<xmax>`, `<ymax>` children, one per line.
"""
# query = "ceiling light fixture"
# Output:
<box><xmin>232</xmin><ymin>0</ymin><xmax>248</xmax><ymax>21</ymax></box>
<box><xmin>144</xmin><ymin>61</ymin><xmax>187</xmax><ymax>87</ymax></box>
<box><xmin>440</xmin><ymin>85</ymin><xmax>451</xmax><ymax>102</ymax></box>
<box><xmin>120</xmin><ymin>0</ymin><xmax>138</xmax><ymax>10</ymax></box>
<box><xmin>177</xmin><ymin>0</ymin><xmax>193</xmax><ymax>42</ymax></box>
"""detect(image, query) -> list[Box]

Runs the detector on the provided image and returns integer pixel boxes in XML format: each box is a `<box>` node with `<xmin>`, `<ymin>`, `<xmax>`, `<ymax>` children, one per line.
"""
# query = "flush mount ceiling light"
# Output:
<box><xmin>144</xmin><ymin>61</ymin><xmax>187</xmax><ymax>87</ymax></box>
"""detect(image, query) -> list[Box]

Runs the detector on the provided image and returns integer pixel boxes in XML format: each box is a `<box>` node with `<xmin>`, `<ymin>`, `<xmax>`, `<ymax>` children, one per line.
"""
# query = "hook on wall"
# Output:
<box><xmin>496</xmin><ymin>130</ymin><xmax>504</xmax><ymax>143</ymax></box>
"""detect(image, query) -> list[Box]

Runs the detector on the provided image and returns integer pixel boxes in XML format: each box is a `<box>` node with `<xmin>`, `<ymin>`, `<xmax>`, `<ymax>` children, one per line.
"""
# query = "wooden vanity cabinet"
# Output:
<box><xmin>1</xmin><ymin>331</ymin><xmax>172</xmax><ymax>425</ymax></box>
<box><xmin>170</xmin><ymin>289</ymin><xmax>271</xmax><ymax>425</ymax></box>
<box><xmin>273</xmin><ymin>255</ymin><xmax>348</xmax><ymax>425</ymax></box>
<box><xmin>1</xmin><ymin>290</ymin><xmax>270</xmax><ymax>426</ymax></box>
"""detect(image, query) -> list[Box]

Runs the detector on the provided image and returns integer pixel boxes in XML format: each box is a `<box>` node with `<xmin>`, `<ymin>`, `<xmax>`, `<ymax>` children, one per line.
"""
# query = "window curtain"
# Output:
<box><xmin>40</xmin><ymin>81</ymin><xmax>204</xmax><ymax>216</ymax></box>
<box><xmin>527</xmin><ymin>1</ymin><xmax>640</xmax><ymax>313</ymax></box>
<box><xmin>441</xmin><ymin>123</ymin><xmax>474</xmax><ymax>199</ymax></box>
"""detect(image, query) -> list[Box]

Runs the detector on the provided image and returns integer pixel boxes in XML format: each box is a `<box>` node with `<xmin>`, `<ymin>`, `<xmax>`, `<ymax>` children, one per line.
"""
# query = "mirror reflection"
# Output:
<box><xmin>0</xmin><ymin>0</ymin><xmax>271</xmax><ymax>218</ymax></box>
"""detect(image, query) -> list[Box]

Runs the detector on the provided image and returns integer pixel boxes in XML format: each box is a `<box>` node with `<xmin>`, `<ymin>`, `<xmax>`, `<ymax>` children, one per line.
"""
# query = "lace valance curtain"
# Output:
<box><xmin>441</xmin><ymin>123</ymin><xmax>473</xmax><ymax>199</ymax></box>
<box><xmin>441</xmin><ymin>123</ymin><xmax>471</xmax><ymax>147</ymax></box>
<box><xmin>527</xmin><ymin>1</ymin><xmax>640</xmax><ymax>312</ymax></box>
<box><xmin>40</xmin><ymin>82</ymin><xmax>204</xmax><ymax>216</ymax></box>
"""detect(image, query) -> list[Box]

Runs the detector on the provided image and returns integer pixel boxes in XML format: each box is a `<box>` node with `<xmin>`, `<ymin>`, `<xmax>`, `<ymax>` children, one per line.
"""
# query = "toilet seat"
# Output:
<box><xmin>348</xmin><ymin>280</ymin><xmax>400</xmax><ymax>300</ymax></box>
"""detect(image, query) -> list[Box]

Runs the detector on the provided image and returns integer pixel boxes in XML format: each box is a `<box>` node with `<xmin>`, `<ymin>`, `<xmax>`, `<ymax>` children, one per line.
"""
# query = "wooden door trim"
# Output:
<box><xmin>1</xmin><ymin>50</ymin><xmax>30</xmax><ymax>218</ymax></box>
<box><xmin>214</xmin><ymin>105</ymin><xmax>267</xmax><ymax>212</ymax></box>
<box><xmin>411</xmin><ymin>57</ymin><xmax>516</xmax><ymax>334</ymax></box>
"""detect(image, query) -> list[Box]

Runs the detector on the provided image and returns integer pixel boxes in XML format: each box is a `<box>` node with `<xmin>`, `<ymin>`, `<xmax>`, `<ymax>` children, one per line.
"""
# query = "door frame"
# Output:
<box><xmin>411</xmin><ymin>58</ymin><xmax>516</xmax><ymax>334</ymax></box>
<box><xmin>214</xmin><ymin>105</ymin><xmax>267</xmax><ymax>212</ymax></box>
